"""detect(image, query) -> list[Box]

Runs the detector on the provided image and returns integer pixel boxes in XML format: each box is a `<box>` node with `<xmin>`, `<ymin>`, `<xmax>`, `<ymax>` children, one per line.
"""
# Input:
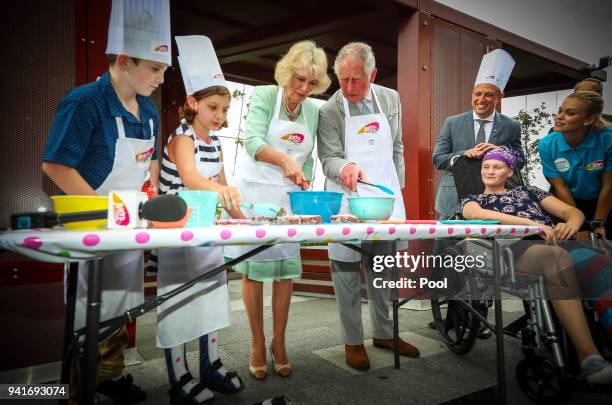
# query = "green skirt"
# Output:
<box><xmin>232</xmin><ymin>256</ymin><xmax>302</xmax><ymax>282</ymax></box>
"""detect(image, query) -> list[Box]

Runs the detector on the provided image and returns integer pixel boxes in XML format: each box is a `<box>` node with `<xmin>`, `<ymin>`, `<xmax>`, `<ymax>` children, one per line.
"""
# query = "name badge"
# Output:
<box><xmin>554</xmin><ymin>158</ymin><xmax>570</xmax><ymax>172</ymax></box>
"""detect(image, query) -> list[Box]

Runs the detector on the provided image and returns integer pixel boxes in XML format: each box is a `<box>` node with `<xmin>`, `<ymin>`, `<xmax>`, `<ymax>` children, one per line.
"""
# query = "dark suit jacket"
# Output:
<box><xmin>431</xmin><ymin>111</ymin><xmax>523</xmax><ymax>217</ymax></box>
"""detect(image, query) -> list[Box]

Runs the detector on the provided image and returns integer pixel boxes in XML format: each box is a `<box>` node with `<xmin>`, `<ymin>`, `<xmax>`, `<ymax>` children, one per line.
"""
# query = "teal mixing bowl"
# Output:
<box><xmin>288</xmin><ymin>191</ymin><xmax>342</xmax><ymax>223</ymax></box>
<box><xmin>348</xmin><ymin>196</ymin><xmax>395</xmax><ymax>220</ymax></box>
<box><xmin>178</xmin><ymin>190</ymin><xmax>218</xmax><ymax>227</ymax></box>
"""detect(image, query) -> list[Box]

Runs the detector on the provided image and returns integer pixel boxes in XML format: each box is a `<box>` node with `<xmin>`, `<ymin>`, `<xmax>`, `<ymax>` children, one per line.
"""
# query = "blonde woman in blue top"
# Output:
<box><xmin>539</xmin><ymin>91</ymin><xmax>612</xmax><ymax>238</ymax></box>
<box><xmin>226</xmin><ymin>41</ymin><xmax>330</xmax><ymax>380</ymax></box>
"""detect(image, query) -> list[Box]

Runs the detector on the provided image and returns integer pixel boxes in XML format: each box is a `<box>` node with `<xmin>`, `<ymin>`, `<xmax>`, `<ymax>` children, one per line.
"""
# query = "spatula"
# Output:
<box><xmin>357</xmin><ymin>180</ymin><xmax>395</xmax><ymax>196</ymax></box>
<box><xmin>240</xmin><ymin>202</ymin><xmax>282</xmax><ymax>217</ymax></box>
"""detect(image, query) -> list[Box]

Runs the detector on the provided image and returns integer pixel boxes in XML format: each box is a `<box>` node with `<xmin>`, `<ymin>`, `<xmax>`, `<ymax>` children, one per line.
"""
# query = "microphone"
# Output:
<box><xmin>11</xmin><ymin>194</ymin><xmax>188</xmax><ymax>229</ymax></box>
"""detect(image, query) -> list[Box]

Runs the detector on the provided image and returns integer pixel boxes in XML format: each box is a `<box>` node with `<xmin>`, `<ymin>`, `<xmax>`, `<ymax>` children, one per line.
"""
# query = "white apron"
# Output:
<box><xmin>73</xmin><ymin>117</ymin><xmax>155</xmax><ymax>330</ymax></box>
<box><xmin>327</xmin><ymin>89</ymin><xmax>406</xmax><ymax>262</ymax></box>
<box><xmin>156</xmin><ymin>126</ymin><xmax>231</xmax><ymax>348</ymax></box>
<box><xmin>225</xmin><ymin>88</ymin><xmax>313</xmax><ymax>261</ymax></box>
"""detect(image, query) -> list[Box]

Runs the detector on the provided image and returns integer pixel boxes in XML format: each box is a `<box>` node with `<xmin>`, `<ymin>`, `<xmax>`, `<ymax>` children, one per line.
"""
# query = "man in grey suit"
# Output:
<box><xmin>317</xmin><ymin>42</ymin><xmax>419</xmax><ymax>371</ymax></box>
<box><xmin>432</xmin><ymin>83</ymin><xmax>524</xmax><ymax>219</ymax></box>
<box><xmin>430</xmin><ymin>63</ymin><xmax>524</xmax><ymax>338</ymax></box>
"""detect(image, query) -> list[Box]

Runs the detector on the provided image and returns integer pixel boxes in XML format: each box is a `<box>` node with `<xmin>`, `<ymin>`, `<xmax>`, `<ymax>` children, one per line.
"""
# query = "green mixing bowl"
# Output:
<box><xmin>348</xmin><ymin>196</ymin><xmax>395</xmax><ymax>220</ymax></box>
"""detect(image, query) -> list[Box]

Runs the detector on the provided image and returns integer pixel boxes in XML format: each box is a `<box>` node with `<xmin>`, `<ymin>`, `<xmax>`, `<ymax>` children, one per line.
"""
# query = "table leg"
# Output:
<box><xmin>391</xmin><ymin>262</ymin><xmax>400</xmax><ymax>369</ymax></box>
<box><xmin>60</xmin><ymin>262</ymin><xmax>78</xmax><ymax>404</ymax></box>
<box><xmin>492</xmin><ymin>239</ymin><xmax>506</xmax><ymax>404</ymax></box>
<box><xmin>82</xmin><ymin>258</ymin><xmax>103</xmax><ymax>405</ymax></box>
<box><xmin>393</xmin><ymin>299</ymin><xmax>400</xmax><ymax>369</ymax></box>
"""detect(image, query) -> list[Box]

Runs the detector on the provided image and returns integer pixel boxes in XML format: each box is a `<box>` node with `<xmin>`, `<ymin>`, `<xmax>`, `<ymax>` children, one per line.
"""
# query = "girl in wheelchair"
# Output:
<box><xmin>460</xmin><ymin>147</ymin><xmax>612</xmax><ymax>384</ymax></box>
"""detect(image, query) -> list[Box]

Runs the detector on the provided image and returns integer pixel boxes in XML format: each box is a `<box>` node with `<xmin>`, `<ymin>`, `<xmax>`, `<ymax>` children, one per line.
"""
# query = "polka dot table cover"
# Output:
<box><xmin>0</xmin><ymin>224</ymin><xmax>543</xmax><ymax>263</ymax></box>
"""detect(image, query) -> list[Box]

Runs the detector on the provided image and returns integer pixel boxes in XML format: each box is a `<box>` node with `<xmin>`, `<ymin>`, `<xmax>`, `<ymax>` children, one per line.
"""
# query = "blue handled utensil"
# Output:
<box><xmin>240</xmin><ymin>202</ymin><xmax>281</xmax><ymax>217</ymax></box>
<box><xmin>357</xmin><ymin>179</ymin><xmax>395</xmax><ymax>196</ymax></box>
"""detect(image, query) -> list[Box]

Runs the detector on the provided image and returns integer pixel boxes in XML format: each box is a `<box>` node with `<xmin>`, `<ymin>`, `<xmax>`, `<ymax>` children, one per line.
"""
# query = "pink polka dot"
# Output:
<box><xmin>181</xmin><ymin>231</ymin><xmax>193</xmax><ymax>241</ymax></box>
<box><xmin>388</xmin><ymin>226</ymin><xmax>396</xmax><ymax>235</ymax></box>
<box><xmin>429</xmin><ymin>227</ymin><xmax>436</xmax><ymax>235</ymax></box>
<box><xmin>316</xmin><ymin>227</ymin><xmax>325</xmax><ymax>236</ymax></box>
<box><xmin>447</xmin><ymin>227</ymin><xmax>454</xmax><ymax>235</ymax></box>
<box><xmin>480</xmin><ymin>228</ymin><xmax>487</xmax><ymax>235</ymax></box>
<box><xmin>538</xmin><ymin>227</ymin><xmax>543</xmax><ymax>233</ymax></box>
<box><xmin>342</xmin><ymin>227</ymin><xmax>351</xmax><ymax>235</ymax></box>
<box><xmin>510</xmin><ymin>227</ymin><xmax>516</xmax><ymax>234</ymax></box>
<box><xmin>135</xmin><ymin>232</ymin><xmax>150</xmax><ymax>244</ymax></box>
<box><xmin>366</xmin><ymin>227</ymin><xmax>374</xmax><ymax>235</ymax></box>
<box><xmin>409</xmin><ymin>227</ymin><xmax>417</xmax><ymax>235</ymax></box>
<box><xmin>465</xmin><ymin>227</ymin><xmax>471</xmax><ymax>235</ymax></box>
<box><xmin>496</xmin><ymin>227</ymin><xmax>502</xmax><ymax>234</ymax></box>
<box><xmin>22</xmin><ymin>236</ymin><xmax>42</xmax><ymax>249</ymax></box>
<box><xmin>220</xmin><ymin>230</ymin><xmax>232</xmax><ymax>240</ymax></box>
<box><xmin>256</xmin><ymin>229</ymin><xmax>266</xmax><ymax>238</ymax></box>
<box><xmin>287</xmin><ymin>228</ymin><xmax>297</xmax><ymax>237</ymax></box>
<box><xmin>524</xmin><ymin>227</ymin><xmax>530</xmax><ymax>234</ymax></box>
<box><xmin>83</xmin><ymin>234</ymin><xmax>100</xmax><ymax>247</ymax></box>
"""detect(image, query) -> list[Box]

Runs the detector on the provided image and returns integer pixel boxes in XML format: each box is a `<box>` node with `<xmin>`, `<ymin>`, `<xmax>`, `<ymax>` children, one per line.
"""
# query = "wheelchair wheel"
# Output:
<box><xmin>516</xmin><ymin>356</ymin><xmax>570</xmax><ymax>404</ymax></box>
<box><xmin>431</xmin><ymin>299</ymin><xmax>479</xmax><ymax>355</ymax></box>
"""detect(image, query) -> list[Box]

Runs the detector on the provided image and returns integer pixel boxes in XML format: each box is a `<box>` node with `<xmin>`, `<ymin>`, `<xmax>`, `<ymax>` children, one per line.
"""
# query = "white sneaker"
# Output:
<box><xmin>582</xmin><ymin>355</ymin><xmax>612</xmax><ymax>384</ymax></box>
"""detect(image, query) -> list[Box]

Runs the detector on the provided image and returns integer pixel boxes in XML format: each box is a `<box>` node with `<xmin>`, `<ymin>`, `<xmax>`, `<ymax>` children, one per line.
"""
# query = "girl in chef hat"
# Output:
<box><xmin>155</xmin><ymin>35</ymin><xmax>245</xmax><ymax>404</ymax></box>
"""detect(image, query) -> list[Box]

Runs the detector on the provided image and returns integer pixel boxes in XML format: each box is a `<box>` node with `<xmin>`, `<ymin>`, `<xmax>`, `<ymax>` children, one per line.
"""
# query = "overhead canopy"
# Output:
<box><xmin>171</xmin><ymin>0</ymin><xmax>600</xmax><ymax>97</ymax></box>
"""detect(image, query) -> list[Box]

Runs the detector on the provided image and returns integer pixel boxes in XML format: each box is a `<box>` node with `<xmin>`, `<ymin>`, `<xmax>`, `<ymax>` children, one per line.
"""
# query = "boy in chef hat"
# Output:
<box><xmin>42</xmin><ymin>0</ymin><xmax>171</xmax><ymax>402</ymax></box>
<box><xmin>154</xmin><ymin>35</ymin><xmax>245</xmax><ymax>405</ymax></box>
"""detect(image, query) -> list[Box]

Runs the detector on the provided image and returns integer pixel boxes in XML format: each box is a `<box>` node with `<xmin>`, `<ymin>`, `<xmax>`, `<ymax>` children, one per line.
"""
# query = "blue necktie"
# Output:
<box><xmin>361</xmin><ymin>100</ymin><xmax>372</xmax><ymax>114</ymax></box>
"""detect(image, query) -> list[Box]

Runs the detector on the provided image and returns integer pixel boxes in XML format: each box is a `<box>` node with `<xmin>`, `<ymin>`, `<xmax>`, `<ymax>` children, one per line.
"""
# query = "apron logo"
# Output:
<box><xmin>358</xmin><ymin>121</ymin><xmax>379</xmax><ymax>134</ymax></box>
<box><xmin>485</xmin><ymin>75</ymin><xmax>495</xmax><ymax>79</ymax></box>
<box><xmin>281</xmin><ymin>133</ymin><xmax>305</xmax><ymax>144</ymax></box>
<box><xmin>212</xmin><ymin>73</ymin><xmax>224</xmax><ymax>79</ymax></box>
<box><xmin>585</xmin><ymin>160</ymin><xmax>604</xmax><ymax>171</ymax></box>
<box><xmin>135</xmin><ymin>147</ymin><xmax>154</xmax><ymax>163</ymax></box>
<box><xmin>153</xmin><ymin>44</ymin><xmax>169</xmax><ymax>53</ymax></box>
<box><xmin>111</xmin><ymin>192</ymin><xmax>130</xmax><ymax>226</ymax></box>
<box><xmin>554</xmin><ymin>158</ymin><xmax>571</xmax><ymax>172</ymax></box>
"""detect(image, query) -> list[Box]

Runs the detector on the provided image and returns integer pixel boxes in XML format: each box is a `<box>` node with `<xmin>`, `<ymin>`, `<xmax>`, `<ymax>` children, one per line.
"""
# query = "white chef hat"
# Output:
<box><xmin>175</xmin><ymin>35</ymin><xmax>227</xmax><ymax>96</ymax></box>
<box><xmin>106</xmin><ymin>0</ymin><xmax>172</xmax><ymax>66</ymax></box>
<box><xmin>474</xmin><ymin>49</ymin><xmax>515</xmax><ymax>92</ymax></box>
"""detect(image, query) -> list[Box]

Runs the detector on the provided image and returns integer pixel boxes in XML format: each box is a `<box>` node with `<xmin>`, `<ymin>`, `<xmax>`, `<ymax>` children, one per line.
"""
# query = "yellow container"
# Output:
<box><xmin>50</xmin><ymin>195</ymin><xmax>108</xmax><ymax>230</ymax></box>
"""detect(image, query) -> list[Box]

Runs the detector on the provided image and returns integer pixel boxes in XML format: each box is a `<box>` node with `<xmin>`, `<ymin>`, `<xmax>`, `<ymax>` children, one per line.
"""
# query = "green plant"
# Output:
<box><xmin>513</xmin><ymin>102</ymin><xmax>552</xmax><ymax>185</ymax></box>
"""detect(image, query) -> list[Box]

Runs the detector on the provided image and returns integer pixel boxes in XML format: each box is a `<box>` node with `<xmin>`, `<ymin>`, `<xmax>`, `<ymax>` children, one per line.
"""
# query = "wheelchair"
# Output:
<box><xmin>430</xmin><ymin>156</ymin><xmax>612</xmax><ymax>404</ymax></box>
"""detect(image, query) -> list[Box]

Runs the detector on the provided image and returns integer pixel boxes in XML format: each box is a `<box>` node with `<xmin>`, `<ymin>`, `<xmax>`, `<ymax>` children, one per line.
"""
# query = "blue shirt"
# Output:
<box><xmin>538</xmin><ymin>127</ymin><xmax>612</xmax><ymax>200</ymax></box>
<box><xmin>43</xmin><ymin>72</ymin><xmax>159</xmax><ymax>190</ymax></box>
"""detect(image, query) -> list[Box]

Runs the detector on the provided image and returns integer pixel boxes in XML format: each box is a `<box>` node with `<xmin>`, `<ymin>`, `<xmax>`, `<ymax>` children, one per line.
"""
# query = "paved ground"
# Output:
<box><xmin>95</xmin><ymin>278</ymin><xmax>611</xmax><ymax>405</ymax></box>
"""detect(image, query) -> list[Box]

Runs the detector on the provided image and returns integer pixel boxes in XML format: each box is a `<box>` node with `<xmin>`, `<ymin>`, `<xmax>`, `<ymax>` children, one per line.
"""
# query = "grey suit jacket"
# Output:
<box><xmin>317</xmin><ymin>83</ymin><xmax>405</xmax><ymax>188</ymax></box>
<box><xmin>432</xmin><ymin>111</ymin><xmax>524</xmax><ymax>218</ymax></box>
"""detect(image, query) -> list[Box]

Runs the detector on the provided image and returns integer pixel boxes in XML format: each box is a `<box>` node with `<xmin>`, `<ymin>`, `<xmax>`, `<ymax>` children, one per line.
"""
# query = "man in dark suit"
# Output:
<box><xmin>432</xmin><ymin>62</ymin><xmax>524</xmax><ymax>219</ymax></box>
<box><xmin>430</xmin><ymin>49</ymin><xmax>524</xmax><ymax>338</ymax></box>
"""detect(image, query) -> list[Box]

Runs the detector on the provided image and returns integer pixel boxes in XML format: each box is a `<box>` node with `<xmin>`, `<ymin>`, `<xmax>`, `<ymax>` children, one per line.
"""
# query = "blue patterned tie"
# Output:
<box><xmin>361</xmin><ymin>100</ymin><xmax>372</xmax><ymax>114</ymax></box>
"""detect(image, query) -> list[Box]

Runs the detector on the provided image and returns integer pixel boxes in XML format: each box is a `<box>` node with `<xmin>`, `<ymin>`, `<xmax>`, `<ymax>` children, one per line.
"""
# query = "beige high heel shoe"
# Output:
<box><xmin>270</xmin><ymin>341</ymin><xmax>292</xmax><ymax>378</ymax></box>
<box><xmin>249</xmin><ymin>352</ymin><xmax>268</xmax><ymax>380</ymax></box>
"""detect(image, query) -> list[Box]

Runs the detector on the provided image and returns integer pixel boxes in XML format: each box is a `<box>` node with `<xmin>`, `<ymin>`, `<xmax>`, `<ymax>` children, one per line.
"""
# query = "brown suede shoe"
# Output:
<box><xmin>345</xmin><ymin>344</ymin><xmax>370</xmax><ymax>370</ymax></box>
<box><xmin>372</xmin><ymin>338</ymin><xmax>420</xmax><ymax>358</ymax></box>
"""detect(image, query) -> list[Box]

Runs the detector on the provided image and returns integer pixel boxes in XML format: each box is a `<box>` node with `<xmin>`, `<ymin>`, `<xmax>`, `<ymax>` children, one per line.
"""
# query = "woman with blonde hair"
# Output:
<box><xmin>538</xmin><ymin>90</ymin><xmax>612</xmax><ymax>238</ymax></box>
<box><xmin>225</xmin><ymin>40</ymin><xmax>330</xmax><ymax>380</ymax></box>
